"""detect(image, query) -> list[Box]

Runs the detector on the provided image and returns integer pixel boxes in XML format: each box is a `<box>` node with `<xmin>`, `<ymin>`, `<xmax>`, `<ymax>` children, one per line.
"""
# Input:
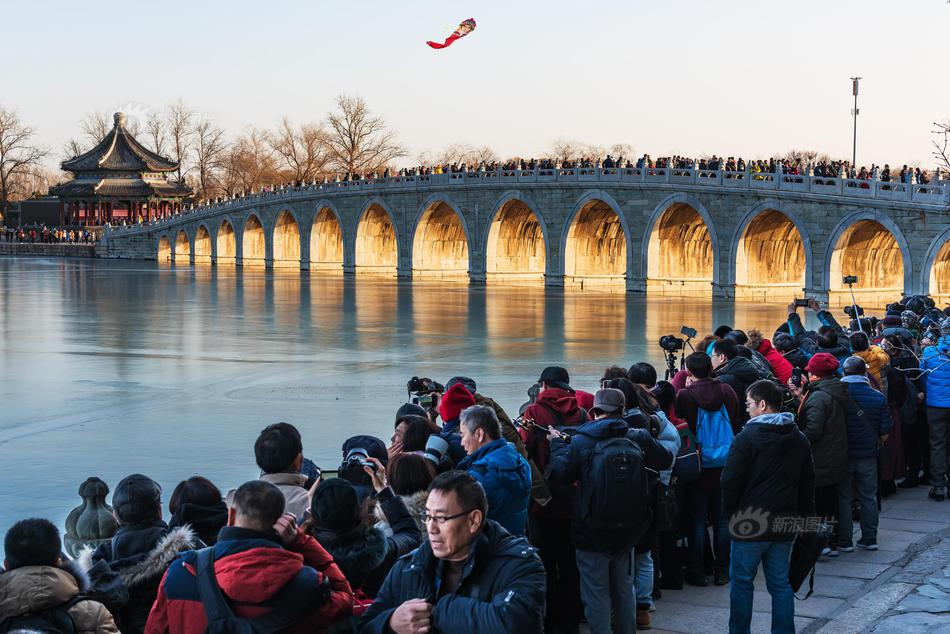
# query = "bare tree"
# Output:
<box><xmin>471</xmin><ymin>145</ymin><xmax>498</xmax><ymax>165</ymax></box>
<box><xmin>145</xmin><ymin>111</ymin><xmax>167</xmax><ymax>155</ymax></box>
<box><xmin>608</xmin><ymin>143</ymin><xmax>635</xmax><ymax>162</ymax></box>
<box><xmin>547</xmin><ymin>138</ymin><xmax>584</xmax><ymax>161</ymax></box>
<box><xmin>325</xmin><ymin>95</ymin><xmax>406</xmax><ymax>175</ymax></box>
<box><xmin>191</xmin><ymin>118</ymin><xmax>228</xmax><ymax>201</ymax></box>
<box><xmin>165</xmin><ymin>99</ymin><xmax>194</xmax><ymax>183</ymax></box>
<box><xmin>268</xmin><ymin>118</ymin><xmax>332</xmax><ymax>182</ymax></box>
<box><xmin>62</xmin><ymin>138</ymin><xmax>86</xmax><ymax>161</ymax></box>
<box><xmin>934</xmin><ymin>121</ymin><xmax>950</xmax><ymax>178</ymax></box>
<box><xmin>80</xmin><ymin>111</ymin><xmax>110</xmax><ymax>146</ymax></box>
<box><xmin>781</xmin><ymin>149</ymin><xmax>835</xmax><ymax>164</ymax></box>
<box><xmin>221</xmin><ymin>127</ymin><xmax>279</xmax><ymax>196</ymax></box>
<box><xmin>0</xmin><ymin>106</ymin><xmax>49</xmax><ymax>214</ymax></box>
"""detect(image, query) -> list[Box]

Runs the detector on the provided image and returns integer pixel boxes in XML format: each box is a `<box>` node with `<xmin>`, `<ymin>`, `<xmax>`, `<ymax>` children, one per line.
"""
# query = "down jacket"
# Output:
<box><xmin>797</xmin><ymin>376</ymin><xmax>850</xmax><ymax>486</ymax></box>
<box><xmin>842</xmin><ymin>375</ymin><xmax>893</xmax><ymax>460</ymax></box>
<box><xmin>458</xmin><ymin>439</ymin><xmax>532</xmax><ymax>536</ymax></box>
<box><xmin>0</xmin><ymin>560</ymin><xmax>119</xmax><ymax>633</ymax></box>
<box><xmin>360</xmin><ymin>520</ymin><xmax>546</xmax><ymax>634</ymax></box>
<box><xmin>752</xmin><ymin>337</ymin><xmax>794</xmax><ymax>386</ymax></box>
<box><xmin>144</xmin><ymin>526</ymin><xmax>352</xmax><ymax>634</ymax></box>
<box><xmin>921</xmin><ymin>336</ymin><xmax>950</xmax><ymax>408</ymax></box>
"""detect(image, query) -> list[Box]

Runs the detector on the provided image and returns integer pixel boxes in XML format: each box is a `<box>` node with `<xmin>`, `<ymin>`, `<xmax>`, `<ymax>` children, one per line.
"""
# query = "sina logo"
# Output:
<box><xmin>729</xmin><ymin>508</ymin><xmax>770</xmax><ymax>539</ymax></box>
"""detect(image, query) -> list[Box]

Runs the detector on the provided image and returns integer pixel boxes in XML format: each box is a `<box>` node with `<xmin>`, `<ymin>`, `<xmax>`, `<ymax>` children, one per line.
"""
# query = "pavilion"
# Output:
<box><xmin>50</xmin><ymin>112</ymin><xmax>192</xmax><ymax>226</ymax></box>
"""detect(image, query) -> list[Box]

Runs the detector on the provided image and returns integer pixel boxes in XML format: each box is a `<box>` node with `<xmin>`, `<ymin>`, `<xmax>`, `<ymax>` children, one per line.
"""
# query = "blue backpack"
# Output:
<box><xmin>695</xmin><ymin>405</ymin><xmax>734</xmax><ymax>468</ymax></box>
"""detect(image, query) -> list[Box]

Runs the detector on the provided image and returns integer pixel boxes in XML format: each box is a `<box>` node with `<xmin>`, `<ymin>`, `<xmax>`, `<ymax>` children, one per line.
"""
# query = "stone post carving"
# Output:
<box><xmin>64</xmin><ymin>477</ymin><xmax>118</xmax><ymax>557</ymax></box>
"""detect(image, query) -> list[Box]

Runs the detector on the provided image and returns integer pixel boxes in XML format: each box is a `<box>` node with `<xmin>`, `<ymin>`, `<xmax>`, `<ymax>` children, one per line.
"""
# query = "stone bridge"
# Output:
<box><xmin>101</xmin><ymin>166</ymin><xmax>950</xmax><ymax>305</ymax></box>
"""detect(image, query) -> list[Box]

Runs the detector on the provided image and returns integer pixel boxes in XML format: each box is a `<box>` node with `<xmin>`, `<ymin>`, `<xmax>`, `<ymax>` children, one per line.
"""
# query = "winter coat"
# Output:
<box><xmin>782</xmin><ymin>348</ymin><xmax>811</xmax><ymax>370</ymax></box>
<box><xmin>438</xmin><ymin>419</ymin><xmax>468</xmax><ymax>465</ymax></box>
<box><xmin>375</xmin><ymin>490</ymin><xmax>428</xmax><ymax>536</ymax></box>
<box><xmin>315</xmin><ymin>487</ymin><xmax>422</xmax><ymax>598</ymax></box>
<box><xmin>0</xmin><ymin>561</ymin><xmax>119</xmax><ymax>633</ymax></box>
<box><xmin>654</xmin><ymin>410</ymin><xmax>682</xmax><ymax>487</ymax></box>
<box><xmin>458</xmin><ymin>439</ymin><xmax>532</xmax><ymax>536</ymax></box>
<box><xmin>547</xmin><ymin>418</ymin><xmax>673</xmax><ymax>553</ymax></box>
<box><xmin>797</xmin><ymin>376</ymin><xmax>850</xmax><ymax>486</ymax></box>
<box><xmin>144</xmin><ymin>526</ymin><xmax>352</xmax><ymax>634</ymax></box>
<box><xmin>359</xmin><ymin>520</ymin><xmax>546</xmax><ymax>634</ymax></box>
<box><xmin>921</xmin><ymin>337</ymin><xmax>950</xmax><ymax>408</ymax></box>
<box><xmin>674</xmin><ymin>378</ymin><xmax>741</xmax><ymax>489</ymax></box>
<box><xmin>259</xmin><ymin>472</ymin><xmax>312</xmax><ymax>523</ymax></box>
<box><xmin>92</xmin><ymin>522</ymin><xmax>198</xmax><ymax>634</ymax></box>
<box><xmin>168</xmin><ymin>500</ymin><xmax>228</xmax><ymax>546</ymax></box>
<box><xmin>720</xmin><ymin>412</ymin><xmax>815</xmax><ymax>541</ymax></box>
<box><xmin>842</xmin><ymin>376</ymin><xmax>893</xmax><ymax>460</ymax></box>
<box><xmin>755</xmin><ymin>339</ymin><xmax>794</xmax><ymax>385</ymax></box>
<box><xmin>712</xmin><ymin>357</ymin><xmax>760</xmax><ymax>423</ymax></box>
<box><xmin>854</xmin><ymin>346</ymin><xmax>890</xmax><ymax>387</ymax></box>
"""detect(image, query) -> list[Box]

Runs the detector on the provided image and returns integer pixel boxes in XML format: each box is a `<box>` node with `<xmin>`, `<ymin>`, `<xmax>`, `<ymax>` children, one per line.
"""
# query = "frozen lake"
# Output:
<box><xmin>0</xmin><ymin>257</ymin><xmax>807</xmax><ymax>541</ymax></box>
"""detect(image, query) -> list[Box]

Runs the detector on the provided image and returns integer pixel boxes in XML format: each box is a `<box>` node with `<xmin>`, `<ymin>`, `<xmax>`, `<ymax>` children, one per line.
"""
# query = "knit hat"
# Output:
<box><xmin>804</xmin><ymin>352</ymin><xmax>839</xmax><ymax>378</ymax></box>
<box><xmin>438</xmin><ymin>383</ymin><xmax>476</xmax><ymax>422</ymax></box>
<box><xmin>310</xmin><ymin>479</ymin><xmax>361</xmax><ymax>533</ymax></box>
<box><xmin>112</xmin><ymin>474</ymin><xmax>162</xmax><ymax>524</ymax></box>
<box><xmin>575</xmin><ymin>390</ymin><xmax>595</xmax><ymax>412</ymax></box>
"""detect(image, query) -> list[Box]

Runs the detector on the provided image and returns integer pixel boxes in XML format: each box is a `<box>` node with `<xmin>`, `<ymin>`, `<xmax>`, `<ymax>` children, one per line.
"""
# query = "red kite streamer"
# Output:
<box><xmin>426</xmin><ymin>18</ymin><xmax>476</xmax><ymax>49</ymax></box>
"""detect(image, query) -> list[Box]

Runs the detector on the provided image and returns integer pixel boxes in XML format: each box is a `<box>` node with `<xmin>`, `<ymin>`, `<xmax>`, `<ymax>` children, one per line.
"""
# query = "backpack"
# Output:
<box><xmin>574</xmin><ymin>429</ymin><xmax>651</xmax><ymax>551</ymax></box>
<box><xmin>195</xmin><ymin>546</ymin><xmax>323</xmax><ymax>634</ymax></box>
<box><xmin>672</xmin><ymin>421</ymin><xmax>701</xmax><ymax>485</ymax></box>
<box><xmin>695</xmin><ymin>405</ymin><xmax>734</xmax><ymax>468</ymax></box>
<box><xmin>0</xmin><ymin>596</ymin><xmax>84</xmax><ymax>634</ymax></box>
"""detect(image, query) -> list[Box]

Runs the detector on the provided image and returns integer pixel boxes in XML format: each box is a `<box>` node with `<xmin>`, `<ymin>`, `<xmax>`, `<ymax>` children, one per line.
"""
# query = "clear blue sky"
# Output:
<box><xmin>5</xmin><ymin>0</ymin><xmax>949</xmax><ymax>168</ymax></box>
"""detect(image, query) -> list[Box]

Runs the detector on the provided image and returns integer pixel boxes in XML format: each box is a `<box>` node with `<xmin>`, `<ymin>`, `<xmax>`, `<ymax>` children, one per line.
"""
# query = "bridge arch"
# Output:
<box><xmin>174</xmin><ymin>230</ymin><xmax>191</xmax><ymax>264</ymax></box>
<box><xmin>825</xmin><ymin>210</ymin><xmax>911</xmax><ymax>306</ymax></box>
<box><xmin>354</xmin><ymin>198</ymin><xmax>399</xmax><ymax>276</ymax></box>
<box><xmin>241</xmin><ymin>212</ymin><xmax>267</xmax><ymax>267</ymax></box>
<box><xmin>273</xmin><ymin>209</ymin><xmax>302</xmax><ymax>268</ymax></box>
<box><xmin>411</xmin><ymin>194</ymin><xmax>471</xmax><ymax>279</ymax></box>
<box><xmin>561</xmin><ymin>191</ymin><xmax>630</xmax><ymax>290</ymax></box>
<box><xmin>644</xmin><ymin>194</ymin><xmax>718</xmax><ymax>296</ymax></box>
<box><xmin>216</xmin><ymin>219</ymin><xmax>236</xmax><ymax>265</ymax></box>
<box><xmin>194</xmin><ymin>224</ymin><xmax>213</xmax><ymax>264</ymax></box>
<box><xmin>309</xmin><ymin>201</ymin><xmax>344</xmax><ymax>272</ymax></box>
<box><xmin>730</xmin><ymin>201</ymin><xmax>811</xmax><ymax>300</ymax></box>
<box><xmin>922</xmin><ymin>227</ymin><xmax>950</xmax><ymax>301</ymax></box>
<box><xmin>485</xmin><ymin>191</ymin><xmax>548</xmax><ymax>285</ymax></box>
<box><xmin>157</xmin><ymin>235</ymin><xmax>171</xmax><ymax>263</ymax></box>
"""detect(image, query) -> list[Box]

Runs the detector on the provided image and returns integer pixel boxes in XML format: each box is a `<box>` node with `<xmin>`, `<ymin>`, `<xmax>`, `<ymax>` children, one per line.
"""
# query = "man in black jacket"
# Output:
<box><xmin>360</xmin><ymin>471</ymin><xmax>546</xmax><ymax>634</ymax></box>
<box><xmin>722</xmin><ymin>380</ymin><xmax>815</xmax><ymax>634</ymax></box>
<box><xmin>711</xmin><ymin>338</ymin><xmax>761</xmax><ymax>425</ymax></box>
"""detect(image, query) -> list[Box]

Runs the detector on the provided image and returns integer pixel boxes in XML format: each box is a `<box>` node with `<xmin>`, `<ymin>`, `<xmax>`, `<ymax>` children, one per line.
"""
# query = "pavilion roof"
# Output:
<box><xmin>61</xmin><ymin>112</ymin><xmax>179</xmax><ymax>173</ymax></box>
<box><xmin>49</xmin><ymin>178</ymin><xmax>192</xmax><ymax>198</ymax></box>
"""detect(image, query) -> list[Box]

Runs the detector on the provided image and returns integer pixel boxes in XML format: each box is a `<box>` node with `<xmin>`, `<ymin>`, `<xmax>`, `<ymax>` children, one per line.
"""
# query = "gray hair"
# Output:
<box><xmin>459</xmin><ymin>405</ymin><xmax>501</xmax><ymax>441</ymax></box>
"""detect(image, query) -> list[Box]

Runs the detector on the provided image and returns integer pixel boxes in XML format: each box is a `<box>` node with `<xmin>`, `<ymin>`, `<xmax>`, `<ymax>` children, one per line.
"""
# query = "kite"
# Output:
<box><xmin>426</xmin><ymin>18</ymin><xmax>476</xmax><ymax>49</ymax></box>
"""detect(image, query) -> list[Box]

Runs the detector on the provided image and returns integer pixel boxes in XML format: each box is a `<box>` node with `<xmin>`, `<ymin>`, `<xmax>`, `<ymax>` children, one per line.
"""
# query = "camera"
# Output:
<box><xmin>407</xmin><ymin>376</ymin><xmax>444</xmax><ymax>405</ymax></box>
<box><xmin>680</xmin><ymin>326</ymin><xmax>698</xmax><ymax>339</ymax></box>
<box><xmin>844</xmin><ymin>304</ymin><xmax>864</xmax><ymax>318</ymax></box>
<box><xmin>842</xmin><ymin>275</ymin><xmax>859</xmax><ymax>285</ymax></box>
<box><xmin>423</xmin><ymin>435</ymin><xmax>449</xmax><ymax>467</ymax></box>
<box><xmin>794</xmin><ymin>298</ymin><xmax>810</xmax><ymax>308</ymax></box>
<box><xmin>339</xmin><ymin>447</ymin><xmax>377</xmax><ymax>486</ymax></box>
<box><xmin>659</xmin><ymin>335</ymin><xmax>684</xmax><ymax>352</ymax></box>
<box><xmin>415</xmin><ymin>393</ymin><xmax>438</xmax><ymax>409</ymax></box>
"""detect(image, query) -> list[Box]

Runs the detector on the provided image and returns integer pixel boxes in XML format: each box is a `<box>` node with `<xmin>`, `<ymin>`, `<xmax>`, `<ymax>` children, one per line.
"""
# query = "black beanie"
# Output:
<box><xmin>310</xmin><ymin>479</ymin><xmax>361</xmax><ymax>533</ymax></box>
<box><xmin>112</xmin><ymin>474</ymin><xmax>162</xmax><ymax>524</ymax></box>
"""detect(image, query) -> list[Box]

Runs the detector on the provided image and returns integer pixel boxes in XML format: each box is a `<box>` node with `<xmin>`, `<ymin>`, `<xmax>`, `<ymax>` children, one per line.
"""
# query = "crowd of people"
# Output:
<box><xmin>2</xmin><ymin>294</ymin><xmax>950</xmax><ymax>633</ymax></box>
<box><xmin>1</xmin><ymin>225</ymin><xmax>95</xmax><ymax>244</ymax></box>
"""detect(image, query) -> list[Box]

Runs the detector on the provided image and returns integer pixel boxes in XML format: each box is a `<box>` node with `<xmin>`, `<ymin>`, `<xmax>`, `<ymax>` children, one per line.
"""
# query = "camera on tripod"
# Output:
<box><xmin>658</xmin><ymin>335</ymin><xmax>684</xmax><ymax>352</ymax></box>
<box><xmin>658</xmin><ymin>326</ymin><xmax>697</xmax><ymax>380</ymax></box>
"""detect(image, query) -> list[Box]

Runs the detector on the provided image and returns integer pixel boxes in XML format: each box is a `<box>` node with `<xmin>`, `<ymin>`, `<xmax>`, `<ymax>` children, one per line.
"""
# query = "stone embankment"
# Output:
<box><xmin>0</xmin><ymin>243</ymin><xmax>96</xmax><ymax>257</ymax></box>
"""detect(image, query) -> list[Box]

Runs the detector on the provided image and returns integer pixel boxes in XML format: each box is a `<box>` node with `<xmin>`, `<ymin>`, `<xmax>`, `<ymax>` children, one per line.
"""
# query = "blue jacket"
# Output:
<box><xmin>439</xmin><ymin>419</ymin><xmax>467</xmax><ymax>465</ymax></box>
<box><xmin>921</xmin><ymin>337</ymin><xmax>950</xmax><ymax>408</ymax></box>
<box><xmin>458</xmin><ymin>439</ymin><xmax>532</xmax><ymax>536</ymax></box>
<box><xmin>842</xmin><ymin>376</ymin><xmax>893</xmax><ymax>460</ymax></box>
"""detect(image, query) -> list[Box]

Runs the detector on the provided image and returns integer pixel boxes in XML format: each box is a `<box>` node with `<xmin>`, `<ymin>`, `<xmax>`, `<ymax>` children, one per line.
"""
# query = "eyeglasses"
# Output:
<box><xmin>420</xmin><ymin>509</ymin><xmax>474</xmax><ymax>526</ymax></box>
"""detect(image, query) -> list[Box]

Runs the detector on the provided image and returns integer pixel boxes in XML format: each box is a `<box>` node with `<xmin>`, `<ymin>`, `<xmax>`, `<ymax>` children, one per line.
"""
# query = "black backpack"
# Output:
<box><xmin>0</xmin><ymin>596</ymin><xmax>85</xmax><ymax>634</ymax></box>
<box><xmin>574</xmin><ymin>430</ymin><xmax>651</xmax><ymax>551</ymax></box>
<box><xmin>195</xmin><ymin>547</ymin><xmax>325</xmax><ymax>634</ymax></box>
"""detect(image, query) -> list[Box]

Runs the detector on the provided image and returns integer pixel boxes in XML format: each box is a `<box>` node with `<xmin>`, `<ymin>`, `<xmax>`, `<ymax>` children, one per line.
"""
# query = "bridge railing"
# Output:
<box><xmin>105</xmin><ymin>166</ymin><xmax>950</xmax><ymax>237</ymax></box>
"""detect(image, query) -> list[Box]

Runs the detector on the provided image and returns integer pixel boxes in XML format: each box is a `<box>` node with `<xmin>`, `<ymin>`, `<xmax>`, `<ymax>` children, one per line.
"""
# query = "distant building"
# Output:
<box><xmin>49</xmin><ymin>112</ymin><xmax>192</xmax><ymax>226</ymax></box>
<box><xmin>6</xmin><ymin>197</ymin><xmax>63</xmax><ymax>227</ymax></box>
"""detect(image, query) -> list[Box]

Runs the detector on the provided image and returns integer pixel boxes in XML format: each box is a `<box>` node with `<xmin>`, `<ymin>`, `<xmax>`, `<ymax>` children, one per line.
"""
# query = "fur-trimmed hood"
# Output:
<box><xmin>91</xmin><ymin>525</ymin><xmax>197</xmax><ymax>589</ymax></box>
<box><xmin>317</xmin><ymin>526</ymin><xmax>388</xmax><ymax>588</ymax></box>
<box><xmin>374</xmin><ymin>490</ymin><xmax>427</xmax><ymax>535</ymax></box>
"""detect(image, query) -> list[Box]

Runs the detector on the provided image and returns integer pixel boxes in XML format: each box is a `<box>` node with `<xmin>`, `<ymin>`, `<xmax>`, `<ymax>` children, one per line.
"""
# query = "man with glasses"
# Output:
<box><xmin>721</xmin><ymin>380</ymin><xmax>815</xmax><ymax>634</ymax></box>
<box><xmin>360</xmin><ymin>471</ymin><xmax>545</xmax><ymax>634</ymax></box>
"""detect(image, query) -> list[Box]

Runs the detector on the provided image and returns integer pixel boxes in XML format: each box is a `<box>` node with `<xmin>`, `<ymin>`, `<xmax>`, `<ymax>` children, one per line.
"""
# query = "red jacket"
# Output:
<box><xmin>757</xmin><ymin>338</ymin><xmax>793</xmax><ymax>385</ymax></box>
<box><xmin>145</xmin><ymin>527</ymin><xmax>352</xmax><ymax>634</ymax></box>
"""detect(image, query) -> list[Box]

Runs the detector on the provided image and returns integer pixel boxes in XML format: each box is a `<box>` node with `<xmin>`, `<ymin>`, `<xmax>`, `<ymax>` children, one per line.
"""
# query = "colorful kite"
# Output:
<box><xmin>426</xmin><ymin>18</ymin><xmax>476</xmax><ymax>49</ymax></box>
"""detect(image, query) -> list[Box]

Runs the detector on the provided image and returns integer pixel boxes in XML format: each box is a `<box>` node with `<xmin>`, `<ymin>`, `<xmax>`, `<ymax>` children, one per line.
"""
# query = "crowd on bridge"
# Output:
<box><xmin>4</xmin><ymin>293</ymin><xmax>950</xmax><ymax>633</ymax></box>
<box><xmin>1</xmin><ymin>225</ymin><xmax>95</xmax><ymax>244</ymax></box>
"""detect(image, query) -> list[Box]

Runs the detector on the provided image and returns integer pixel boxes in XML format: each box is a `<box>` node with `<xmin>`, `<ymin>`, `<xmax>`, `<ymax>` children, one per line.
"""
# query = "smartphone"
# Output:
<box><xmin>791</xmin><ymin>368</ymin><xmax>804</xmax><ymax>388</ymax></box>
<box><xmin>794</xmin><ymin>299</ymin><xmax>809</xmax><ymax>308</ymax></box>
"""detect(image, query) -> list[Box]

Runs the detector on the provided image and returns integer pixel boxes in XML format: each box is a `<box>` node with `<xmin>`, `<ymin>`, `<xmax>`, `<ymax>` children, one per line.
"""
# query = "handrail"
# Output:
<box><xmin>105</xmin><ymin>167</ymin><xmax>950</xmax><ymax>238</ymax></box>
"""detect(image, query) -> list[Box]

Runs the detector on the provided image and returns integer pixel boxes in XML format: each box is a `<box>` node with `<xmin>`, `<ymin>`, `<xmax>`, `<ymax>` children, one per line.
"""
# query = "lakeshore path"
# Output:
<box><xmin>585</xmin><ymin>487</ymin><xmax>950</xmax><ymax>632</ymax></box>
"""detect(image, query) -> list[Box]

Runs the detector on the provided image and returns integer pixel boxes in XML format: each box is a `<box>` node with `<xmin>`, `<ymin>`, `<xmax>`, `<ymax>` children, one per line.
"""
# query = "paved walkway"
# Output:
<box><xmin>646</xmin><ymin>487</ymin><xmax>950</xmax><ymax>633</ymax></box>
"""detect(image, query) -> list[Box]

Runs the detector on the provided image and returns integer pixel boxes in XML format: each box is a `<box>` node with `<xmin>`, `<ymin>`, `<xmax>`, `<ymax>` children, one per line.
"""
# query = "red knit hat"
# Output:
<box><xmin>805</xmin><ymin>352</ymin><xmax>839</xmax><ymax>378</ymax></box>
<box><xmin>438</xmin><ymin>383</ymin><xmax>476</xmax><ymax>422</ymax></box>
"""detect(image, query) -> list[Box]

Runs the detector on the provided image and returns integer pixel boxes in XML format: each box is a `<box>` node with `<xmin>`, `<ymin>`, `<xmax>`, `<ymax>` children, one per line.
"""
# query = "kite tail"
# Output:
<box><xmin>426</xmin><ymin>40</ymin><xmax>448</xmax><ymax>49</ymax></box>
<box><xmin>427</xmin><ymin>34</ymin><xmax>461</xmax><ymax>49</ymax></box>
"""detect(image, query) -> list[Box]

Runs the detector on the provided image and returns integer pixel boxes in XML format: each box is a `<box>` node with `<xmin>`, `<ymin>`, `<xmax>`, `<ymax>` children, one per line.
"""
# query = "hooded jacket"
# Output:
<box><xmin>720</xmin><ymin>412</ymin><xmax>815</xmax><ymax>541</ymax></box>
<box><xmin>458</xmin><ymin>439</ymin><xmax>532</xmax><ymax>536</ymax></box>
<box><xmin>359</xmin><ymin>520</ymin><xmax>546</xmax><ymax>634</ymax></box>
<box><xmin>314</xmin><ymin>487</ymin><xmax>422</xmax><ymax>598</ymax></box>
<box><xmin>712</xmin><ymin>357</ymin><xmax>760</xmax><ymax>423</ymax></box>
<box><xmin>842</xmin><ymin>375</ymin><xmax>893</xmax><ymax>459</ymax></box>
<box><xmin>0</xmin><ymin>561</ymin><xmax>119</xmax><ymax>633</ymax></box>
<box><xmin>144</xmin><ymin>527</ymin><xmax>352</xmax><ymax>634</ymax></box>
<box><xmin>168</xmin><ymin>500</ymin><xmax>228</xmax><ymax>546</ymax></box>
<box><xmin>752</xmin><ymin>338</ymin><xmax>794</xmax><ymax>385</ymax></box>
<box><xmin>797</xmin><ymin>376</ymin><xmax>850</xmax><ymax>486</ymax></box>
<box><xmin>92</xmin><ymin>522</ymin><xmax>198</xmax><ymax>634</ymax></box>
<box><xmin>854</xmin><ymin>346</ymin><xmax>890</xmax><ymax>387</ymax></box>
<box><xmin>921</xmin><ymin>337</ymin><xmax>950</xmax><ymax>408</ymax></box>
<box><xmin>547</xmin><ymin>418</ymin><xmax>673</xmax><ymax>553</ymax></box>
<box><xmin>674</xmin><ymin>377</ymin><xmax>741</xmax><ymax>488</ymax></box>
<box><xmin>258</xmin><ymin>473</ymin><xmax>312</xmax><ymax>524</ymax></box>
